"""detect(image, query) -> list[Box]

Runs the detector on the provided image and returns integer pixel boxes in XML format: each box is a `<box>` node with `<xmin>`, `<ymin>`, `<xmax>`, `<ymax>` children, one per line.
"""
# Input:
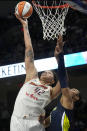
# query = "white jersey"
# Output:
<box><xmin>12</xmin><ymin>78</ymin><xmax>51</xmax><ymax>118</ymax></box>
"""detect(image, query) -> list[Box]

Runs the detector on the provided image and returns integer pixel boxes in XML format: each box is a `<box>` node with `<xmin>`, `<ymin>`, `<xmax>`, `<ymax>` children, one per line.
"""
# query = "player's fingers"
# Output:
<box><xmin>57</xmin><ymin>34</ymin><xmax>63</xmax><ymax>43</ymax></box>
<box><xmin>38</xmin><ymin>115</ymin><xmax>45</xmax><ymax>122</ymax></box>
<box><xmin>15</xmin><ymin>13</ymin><xmax>20</xmax><ymax>18</ymax></box>
<box><xmin>15</xmin><ymin>13</ymin><xmax>26</xmax><ymax>23</ymax></box>
<box><xmin>59</xmin><ymin>34</ymin><xmax>63</xmax><ymax>41</ymax></box>
<box><xmin>15</xmin><ymin>13</ymin><xmax>22</xmax><ymax>21</ymax></box>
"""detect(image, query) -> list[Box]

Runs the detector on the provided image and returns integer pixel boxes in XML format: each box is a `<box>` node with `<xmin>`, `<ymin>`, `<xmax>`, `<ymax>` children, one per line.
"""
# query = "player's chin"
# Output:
<box><xmin>74</xmin><ymin>97</ymin><xmax>79</xmax><ymax>102</ymax></box>
<box><xmin>76</xmin><ymin>97</ymin><xmax>80</xmax><ymax>101</ymax></box>
<box><xmin>48</xmin><ymin>82</ymin><xmax>53</xmax><ymax>86</ymax></box>
<box><xmin>48</xmin><ymin>79</ymin><xmax>54</xmax><ymax>86</ymax></box>
<box><xmin>41</xmin><ymin>76</ymin><xmax>54</xmax><ymax>85</ymax></box>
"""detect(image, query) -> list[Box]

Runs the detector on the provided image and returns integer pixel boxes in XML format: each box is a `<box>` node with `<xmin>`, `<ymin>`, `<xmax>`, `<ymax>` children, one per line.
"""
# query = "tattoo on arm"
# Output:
<box><xmin>25</xmin><ymin>50</ymin><xmax>34</xmax><ymax>62</ymax></box>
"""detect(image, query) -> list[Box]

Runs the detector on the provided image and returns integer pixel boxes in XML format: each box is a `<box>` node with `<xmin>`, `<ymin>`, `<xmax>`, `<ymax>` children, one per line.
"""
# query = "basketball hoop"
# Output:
<box><xmin>32</xmin><ymin>0</ymin><xmax>69</xmax><ymax>40</ymax></box>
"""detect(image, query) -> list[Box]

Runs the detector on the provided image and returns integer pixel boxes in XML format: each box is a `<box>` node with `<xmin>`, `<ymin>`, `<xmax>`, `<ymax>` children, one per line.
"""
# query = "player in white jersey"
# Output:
<box><xmin>10</xmin><ymin>14</ymin><xmax>61</xmax><ymax>131</ymax></box>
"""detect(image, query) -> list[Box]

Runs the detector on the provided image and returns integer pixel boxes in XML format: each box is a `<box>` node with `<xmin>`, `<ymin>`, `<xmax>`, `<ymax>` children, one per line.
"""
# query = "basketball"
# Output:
<box><xmin>15</xmin><ymin>1</ymin><xmax>33</xmax><ymax>18</ymax></box>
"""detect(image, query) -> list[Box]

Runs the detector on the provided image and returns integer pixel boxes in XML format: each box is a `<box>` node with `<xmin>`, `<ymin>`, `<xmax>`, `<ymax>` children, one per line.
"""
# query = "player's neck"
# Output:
<box><xmin>40</xmin><ymin>80</ymin><xmax>50</xmax><ymax>86</ymax></box>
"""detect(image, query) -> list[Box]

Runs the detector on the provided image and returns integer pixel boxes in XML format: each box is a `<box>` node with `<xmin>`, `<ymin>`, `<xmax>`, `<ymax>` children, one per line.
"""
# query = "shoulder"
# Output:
<box><xmin>60</xmin><ymin>96</ymin><xmax>74</xmax><ymax>110</ymax></box>
<box><xmin>24</xmin><ymin>76</ymin><xmax>39</xmax><ymax>83</ymax></box>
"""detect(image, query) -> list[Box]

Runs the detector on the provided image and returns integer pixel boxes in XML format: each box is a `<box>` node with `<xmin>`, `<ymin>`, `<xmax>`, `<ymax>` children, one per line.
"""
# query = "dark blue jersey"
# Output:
<box><xmin>46</xmin><ymin>99</ymin><xmax>73</xmax><ymax>131</ymax></box>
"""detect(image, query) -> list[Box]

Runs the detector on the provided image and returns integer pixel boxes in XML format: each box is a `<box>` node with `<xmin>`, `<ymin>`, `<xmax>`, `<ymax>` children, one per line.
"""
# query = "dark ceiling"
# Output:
<box><xmin>0</xmin><ymin>1</ymin><xmax>87</xmax><ymax>66</ymax></box>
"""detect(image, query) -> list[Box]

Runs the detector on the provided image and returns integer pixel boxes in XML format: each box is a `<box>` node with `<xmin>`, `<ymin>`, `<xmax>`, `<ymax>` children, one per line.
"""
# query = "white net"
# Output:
<box><xmin>32</xmin><ymin>0</ymin><xmax>69</xmax><ymax>40</ymax></box>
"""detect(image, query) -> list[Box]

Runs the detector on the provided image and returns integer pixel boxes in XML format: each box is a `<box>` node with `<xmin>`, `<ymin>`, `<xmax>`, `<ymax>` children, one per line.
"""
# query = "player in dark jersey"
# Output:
<box><xmin>39</xmin><ymin>34</ymin><xmax>80</xmax><ymax>131</ymax></box>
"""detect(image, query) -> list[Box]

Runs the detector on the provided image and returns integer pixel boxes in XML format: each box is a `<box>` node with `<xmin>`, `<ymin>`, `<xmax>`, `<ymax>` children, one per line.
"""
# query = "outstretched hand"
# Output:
<box><xmin>54</xmin><ymin>34</ymin><xmax>64</xmax><ymax>58</ymax></box>
<box><xmin>38</xmin><ymin>113</ymin><xmax>45</xmax><ymax>125</ymax></box>
<box><xmin>15</xmin><ymin>14</ymin><xmax>28</xmax><ymax>27</ymax></box>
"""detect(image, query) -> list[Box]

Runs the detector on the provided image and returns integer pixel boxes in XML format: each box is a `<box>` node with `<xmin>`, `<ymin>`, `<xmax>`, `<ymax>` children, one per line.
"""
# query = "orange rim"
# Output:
<box><xmin>32</xmin><ymin>0</ymin><xmax>69</xmax><ymax>9</ymax></box>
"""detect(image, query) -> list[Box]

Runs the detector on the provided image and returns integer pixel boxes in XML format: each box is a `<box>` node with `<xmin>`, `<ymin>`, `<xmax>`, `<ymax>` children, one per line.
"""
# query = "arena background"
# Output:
<box><xmin>0</xmin><ymin>1</ymin><xmax>87</xmax><ymax>131</ymax></box>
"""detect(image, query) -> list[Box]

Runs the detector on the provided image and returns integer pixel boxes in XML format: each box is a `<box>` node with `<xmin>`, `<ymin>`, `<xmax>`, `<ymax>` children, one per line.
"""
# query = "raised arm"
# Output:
<box><xmin>50</xmin><ymin>35</ymin><xmax>63</xmax><ymax>100</ymax></box>
<box><xmin>15</xmin><ymin>15</ymin><xmax>38</xmax><ymax>82</ymax></box>
<box><xmin>55</xmin><ymin>35</ymin><xmax>73</xmax><ymax>106</ymax></box>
